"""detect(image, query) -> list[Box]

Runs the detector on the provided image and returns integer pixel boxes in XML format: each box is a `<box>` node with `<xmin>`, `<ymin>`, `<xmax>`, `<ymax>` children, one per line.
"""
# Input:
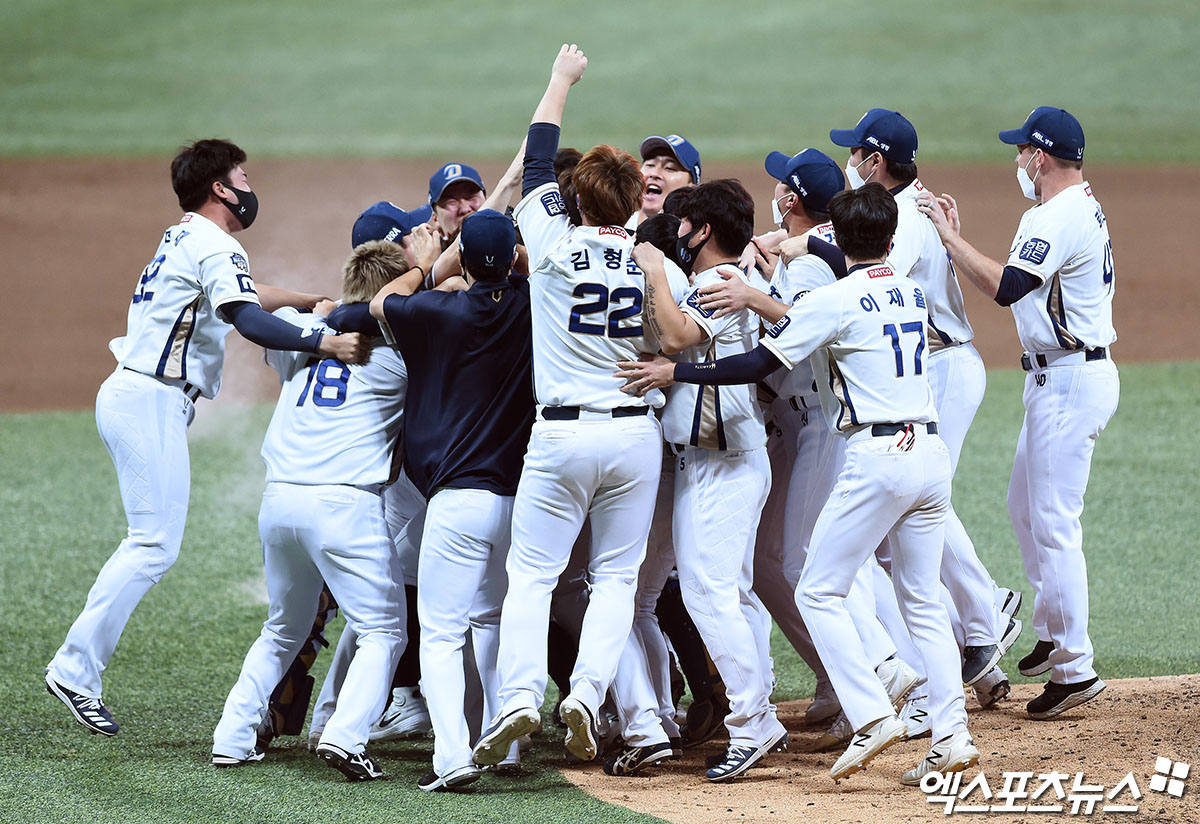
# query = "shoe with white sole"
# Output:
<box><xmin>603</xmin><ymin>741</ymin><xmax>675</xmax><ymax>776</ymax></box>
<box><xmin>962</xmin><ymin>644</ymin><xmax>1002</xmax><ymax>686</ymax></box>
<box><xmin>998</xmin><ymin>616</ymin><xmax>1023</xmax><ymax>656</ymax></box>
<box><xmin>45</xmin><ymin>674</ymin><xmax>118</xmax><ymax>736</ymax></box>
<box><xmin>316</xmin><ymin>742</ymin><xmax>386</xmax><ymax>781</ymax></box>
<box><xmin>1027</xmin><ymin>677</ymin><xmax>1106</xmax><ymax>720</ymax></box>
<box><xmin>999</xmin><ymin>588</ymin><xmax>1023</xmax><ymax>619</ymax></box>
<box><xmin>472</xmin><ymin>707</ymin><xmax>541</xmax><ymax>767</ymax></box>
<box><xmin>559</xmin><ymin>697</ymin><xmax>600</xmax><ymax>761</ymax></box>
<box><xmin>706</xmin><ymin>727</ymin><xmax>788</xmax><ymax>782</ymax></box>
<box><xmin>900</xmin><ymin>695</ymin><xmax>931</xmax><ymax>739</ymax></box>
<box><xmin>830</xmin><ymin>714</ymin><xmax>908</xmax><ymax>780</ymax></box>
<box><xmin>212</xmin><ymin>745</ymin><xmax>266</xmax><ymax>768</ymax></box>
<box><xmin>973</xmin><ymin>666</ymin><xmax>1011</xmax><ymax>709</ymax></box>
<box><xmin>1018</xmin><ymin>640</ymin><xmax>1055</xmax><ymax>677</ymax></box>
<box><xmin>418</xmin><ymin>764</ymin><xmax>482</xmax><ymax>792</ymax></box>
<box><xmin>876</xmin><ymin>657</ymin><xmax>921</xmax><ymax>710</ymax></box>
<box><xmin>369</xmin><ymin>686</ymin><xmax>432</xmax><ymax>742</ymax></box>
<box><xmin>901</xmin><ymin>729</ymin><xmax>980</xmax><ymax>786</ymax></box>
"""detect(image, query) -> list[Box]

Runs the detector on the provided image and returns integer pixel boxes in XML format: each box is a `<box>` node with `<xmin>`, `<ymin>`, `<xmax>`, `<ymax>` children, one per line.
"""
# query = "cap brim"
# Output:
<box><xmin>764</xmin><ymin>151</ymin><xmax>793</xmax><ymax>181</ymax></box>
<box><xmin>828</xmin><ymin>128</ymin><xmax>859</xmax><ymax>148</ymax></box>
<box><xmin>997</xmin><ymin>128</ymin><xmax>1028</xmax><ymax>146</ymax></box>
<box><xmin>431</xmin><ymin>178</ymin><xmax>485</xmax><ymax>204</ymax></box>
<box><xmin>639</xmin><ymin>136</ymin><xmax>673</xmax><ymax>161</ymax></box>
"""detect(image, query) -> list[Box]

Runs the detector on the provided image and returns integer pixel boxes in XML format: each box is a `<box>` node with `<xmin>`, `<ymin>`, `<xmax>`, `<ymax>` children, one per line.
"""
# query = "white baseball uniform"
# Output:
<box><xmin>763</xmin><ymin>263</ymin><xmax>967</xmax><ymax>743</ymax></box>
<box><xmin>658</xmin><ymin>264</ymin><xmax>782</xmax><ymax>747</ymax></box>
<box><xmin>1005</xmin><ymin>181</ymin><xmax>1118</xmax><ymax>683</ymax></box>
<box><xmin>890</xmin><ymin>179</ymin><xmax>999</xmax><ymax>650</ymax></box>
<box><xmin>48</xmin><ymin>212</ymin><xmax>262</xmax><ymax>701</ymax></box>
<box><xmin>496</xmin><ymin>181</ymin><xmax>663</xmax><ymax>720</ymax></box>
<box><xmin>212</xmin><ymin>311</ymin><xmax>407</xmax><ymax>760</ymax></box>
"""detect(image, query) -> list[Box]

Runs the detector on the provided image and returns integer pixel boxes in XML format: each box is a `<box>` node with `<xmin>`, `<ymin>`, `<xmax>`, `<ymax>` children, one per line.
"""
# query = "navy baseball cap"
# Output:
<box><xmin>999</xmin><ymin>106</ymin><xmax>1085</xmax><ymax>161</ymax></box>
<box><xmin>639</xmin><ymin>135</ymin><xmax>702</xmax><ymax>184</ymax></box>
<box><xmin>829</xmin><ymin>108</ymin><xmax>918</xmax><ymax>163</ymax></box>
<box><xmin>764</xmin><ymin>148</ymin><xmax>846</xmax><ymax>213</ymax></box>
<box><xmin>351</xmin><ymin>201</ymin><xmax>432</xmax><ymax>248</ymax></box>
<box><xmin>459</xmin><ymin>209</ymin><xmax>516</xmax><ymax>281</ymax></box>
<box><xmin>428</xmin><ymin>162</ymin><xmax>485</xmax><ymax>204</ymax></box>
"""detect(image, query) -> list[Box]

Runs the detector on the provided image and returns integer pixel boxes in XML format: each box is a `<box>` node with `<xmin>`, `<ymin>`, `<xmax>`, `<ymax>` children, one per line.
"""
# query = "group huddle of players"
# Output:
<box><xmin>46</xmin><ymin>45</ymin><xmax>1118</xmax><ymax>795</ymax></box>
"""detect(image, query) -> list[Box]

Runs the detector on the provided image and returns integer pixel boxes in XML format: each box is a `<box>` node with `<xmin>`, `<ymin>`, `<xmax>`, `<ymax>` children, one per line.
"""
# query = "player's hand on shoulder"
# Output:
<box><xmin>778</xmin><ymin>235</ymin><xmax>809</xmax><ymax>265</ymax></box>
<box><xmin>408</xmin><ymin>225</ymin><xmax>441</xmax><ymax>274</ymax></box>
<box><xmin>614</xmin><ymin>352</ymin><xmax>675</xmax><ymax>396</ymax></box>
<box><xmin>631</xmin><ymin>241</ymin><xmax>665</xmax><ymax>272</ymax></box>
<box><xmin>552</xmin><ymin>43</ymin><xmax>587</xmax><ymax>85</ymax></box>
<box><xmin>699</xmin><ymin>268</ymin><xmax>753</xmax><ymax>318</ymax></box>
<box><xmin>917</xmin><ymin>192</ymin><xmax>957</xmax><ymax>238</ymax></box>
<box><xmin>938</xmin><ymin>193</ymin><xmax>960</xmax><ymax>233</ymax></box>
<box><xmin>321</xmin><ymin>331</ymin><xmax>370</xmax><ymax>365</ymax></box>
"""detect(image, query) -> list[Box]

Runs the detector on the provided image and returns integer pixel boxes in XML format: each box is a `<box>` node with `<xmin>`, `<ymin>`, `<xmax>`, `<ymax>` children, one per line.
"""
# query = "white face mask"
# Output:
<box><xmin>845</xmin><ymin>154</ymin><xmax>876</xmax><ymax>190</ymax></box>
<box><xmin>1017</xmin><ymin>152</ymin><xmax>1041</xmax><ymax>201</ymax></box>
<box><xmin>771</xmin><ymin>193</ymin><xmax>795</xmax><ymax>227</ymax></box>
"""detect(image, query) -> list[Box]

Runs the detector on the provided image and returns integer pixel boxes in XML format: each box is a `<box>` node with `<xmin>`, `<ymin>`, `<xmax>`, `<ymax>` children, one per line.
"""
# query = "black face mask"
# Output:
<box><xmin>220</xmin><ymin>183</ymin><xmax>259</xmax><ymax>229</ymax></box>
<box><xmin>675</xmin><ymin>224</ymin><xmax>710</xmax><ymax>276</ymax></box>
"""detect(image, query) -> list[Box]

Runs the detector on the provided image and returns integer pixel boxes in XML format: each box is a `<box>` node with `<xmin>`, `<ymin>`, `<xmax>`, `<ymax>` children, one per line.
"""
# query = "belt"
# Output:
<box><xmin>871</xmin><ymin>422</ymin><xmax>937</xmax><ymax>437</ymax></box>
<box><xmin>537</xmin><ymin>405</ymin><xmax>651</xmax><ymax>421</ymax></box>
<box><xmin>124</xmin><ymin>367</ymin><xmax>201</xmax><ymax>402</ymax></box>
<box><xmin>1021</xmin><ymin>347</ymin><xmax>1107</xmax><ymax>372</ymax></box>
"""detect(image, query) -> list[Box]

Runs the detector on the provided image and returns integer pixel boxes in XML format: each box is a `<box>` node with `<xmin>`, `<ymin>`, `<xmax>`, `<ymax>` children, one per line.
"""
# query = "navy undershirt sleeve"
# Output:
<box><xmin>224</xmin><ymin>301</ymin><xmax>323</xmax><ymax>354</ymax></box>
<box><xmin>673</xmin><ymin>345</ymin><xmax>785</xmax><ymax>385</ymax></box>
<box><xmin>807</xmin><ymin>236</ymin><xmax>847</xmax><ymax>279</ymax></box>
<box><xmin>325</xmin><ymin>302</ymin><xmax>381</xmax><ymax>336</ymax></box>
<box><xmin>523</xmin><ymin>123</ymin><xmax>561</xmax><ymax>196</ymax></box>
<box><xmin>994</xmin><ymin>265</ymin><xmax>1041</xmax><ymax>307</ymax></box>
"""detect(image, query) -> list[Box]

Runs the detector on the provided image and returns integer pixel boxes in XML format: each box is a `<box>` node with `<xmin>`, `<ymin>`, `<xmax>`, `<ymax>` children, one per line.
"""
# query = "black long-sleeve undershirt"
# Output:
<box><xmin>223</xmin><ymin>301</ymin><xmax>323</xmax><ymax>354</ymax></box>
<box><xmin>673</xmin><ymin>345</ymin><xmax>785</xmax><ymax>386</ymax></box>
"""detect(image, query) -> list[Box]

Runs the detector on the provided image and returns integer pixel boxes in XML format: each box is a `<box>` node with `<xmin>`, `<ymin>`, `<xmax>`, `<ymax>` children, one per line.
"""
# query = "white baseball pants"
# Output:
<box><xmin>497</xmin><ymin>415</ymin><xmax>661</xmax><ymax>718</ymax></box>
<box><xmin>798</xmin><ymin>431</ymin><xmax>967</xmax><ymax>742</ymax></box>
<box><xmin>48</xmin><ymin>369</ymin><xmax>193</xmax><ymax>699</ymax></box>
<box><xmin>674</xmin><ymin>445</ymin><xmax>783</xmax><ymax>747</ymax></box>
<box><xmin>418</xmin><ymin>487</ymin><xmax>513</xmax><ymax>776</ymax></box>
<box><xmin>212</xmin><ymin>483</ymin><xmax>404</xmax><ymax>759</ymax></box>
<box><xmin>1009</xmin><ymin>357</ymin><xmax>1119</xmax><ymax>683</ymax></box>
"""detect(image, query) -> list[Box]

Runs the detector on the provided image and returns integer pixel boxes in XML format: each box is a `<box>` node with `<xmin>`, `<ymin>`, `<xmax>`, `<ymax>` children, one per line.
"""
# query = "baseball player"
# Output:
<box><xmin>471</xmin><ymin>44</ymin><xmax>664</xmax><ymax>768</ymax></box>
<box><xmin>369</xmin><ymin>209</ymin><xmax>534</xmax><ymax>791</ymax></box>
<box><xmin>617</xmin><ymin>183</ymin><xmax>979</xmax><ymax>785</ymax></box>
<box><xmin>830</xmin><ymin>109</ymin><xmax>1021</xmax><ymax>701</ymax></box>
<box><xmin>920</xmin><ymin>106</ymin><xmax>1118</xmax><ymax>720</ymax></box>
<box><xmin>629</xmin><ymin>134</ymin><xmax>702</xmax><ymax>228</ymax></box>
<box><xmin>44</xmin><ymin>139</ymin><xmax>366</xmax><ymax>736</ymax></box>
<box><xmin>212</xmin><ymin>240</ymin><xmax>411</xmax><ymax>780</ymax></box>
<box><xmin>428</xmin><ymin>162</ymin><xmax>486</xmax><ymax>245</ymax></box>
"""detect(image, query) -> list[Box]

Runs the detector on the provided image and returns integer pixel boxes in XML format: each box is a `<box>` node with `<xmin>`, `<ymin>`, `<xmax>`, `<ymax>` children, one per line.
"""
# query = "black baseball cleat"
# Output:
<box><xmin>316</xmin><ymin>742</ymin><xmax>386</xmax><ymax>781</ymax></box>
<box><xmin>1027</xmin><ymin>677</ymin><xmax>1107</xmax><ymax>720</ymax></box>
<box><xmin>1018</xmin><ymin>640</ymin><xmax>1056</xmax><ymax>677</ymax></box>
<box><xmin>603</xmin><ymin>741</ymin><xmax>676</xmax><ymax>776</ymax></box>
<box><xmin>962</xmin><ymin>644</ymin><xmax>1002</xmax><ymax>686</ymax></box>
<box><xmin>212</xmin><ymin>745</ymin><xmax>266</xmax><ymax>768</ymax></box>
<box><xmin>45</xmin><ymin>673</ymin><xmax>119</xmax><ymax>736</ymax></box>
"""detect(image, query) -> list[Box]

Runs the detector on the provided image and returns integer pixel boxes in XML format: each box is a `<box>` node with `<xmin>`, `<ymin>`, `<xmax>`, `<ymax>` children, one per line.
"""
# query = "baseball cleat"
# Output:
<box><xmin>669</xmin><ymin>736</ymin><xmax>684</xmax><ymax>758</ymax></box>
<box><xmin>901</xmin><ymin>730</ymin><xmax>980</xmax><ymax>786</ymax></box>
<box><xmin>1027</xmin><ymin>677</ymin><xmax>1106</xmax><ymax>720</ymax></box>
<box><xmin>212</xmin><ymin>745</ymin><xmax>266</xmax><ymax>768</ymax></box>
<box><xmin>998</xmin><ymin>616</ymin><xmax>1023</xmax><ymax>656</ymax></box>
<box><xmin>998</xmin><ymin>587</ymin><xmax>1023</xmax><ymax>619</ymax></box>
<box><xmin>45</xmin><ymin>674</ymin><xmax>119</xmax><ymax>736</ymax></box>
<box><xmin>876</xmin><ymin>657</ymin><xmax>921</xmax><ymax>710</ymax></box>
<box><xmin>472</xmin><ymin>707</ymin><xmax>541</xmax><ymax>767</ymax></box>
<box><xmin>830</xmin><ymin>715</ymin><xmax>908</xmax><ymax>781</ymax></box>
<box><xmin>705</xmin><ymin>727</ymin><xmax>788</xmax><ymax>782</ymax></box>
<box><xmin>805</xmin><ymin>681</ymin><xmax>842</xmax><ymax>725</ymax></box>
<box><xmin>973</xmin><ymin>666</ymin><xmax>1011</xmax><ymax>709</ymax></box>
<box><xmin>814</xmin><ymin>710</ymin><xmax>854</xmax><ymax>751</ymax></box>
<box><xmin>900</xmin><ymin>694</ymin><xmax>931</xmax><ymax>739</ymax></box>
<box><xmin>417</xmin><ymin>764</ymin><xmax>482</xmax><ymax>792</ymax></box>
<box><xmin>681</xmin><ymin>695</ymin><xmax>729</xmax><ymax>748</ymax></box>
<box><xmin>369</xmin><ymin>686</ymin><xmax>432</xmax><ymax>741</ymax></box>
<box><xmin>559</xmin><ymin>697</ymin><xmax>600</xmax><ymax>761</ymax></box>
<box><xmin>962</xmin><ymin>644</ymin><xmax>1002</xmax><ymax>686</ymax></box>
<box><xmin>1018</xmin><ymin>640</ymin><xmax>1056</xmax><ymax>677</ymax></box>
<box><xmin>603</xmin><ymin>741</ymin><xmax>676</xmax><ymax>776</ymax></box>
<box><xmin>316</xmin><ymin>742</ymin><xmax>386</xmax><ymax>781</ymax></box>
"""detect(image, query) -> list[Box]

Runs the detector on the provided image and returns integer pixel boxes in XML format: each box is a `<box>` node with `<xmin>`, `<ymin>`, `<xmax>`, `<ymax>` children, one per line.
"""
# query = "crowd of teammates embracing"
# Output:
<box><xmin>44</xmin><ymin>43</ymin><xmax>1119</xmax><ymax>793</ymax></box>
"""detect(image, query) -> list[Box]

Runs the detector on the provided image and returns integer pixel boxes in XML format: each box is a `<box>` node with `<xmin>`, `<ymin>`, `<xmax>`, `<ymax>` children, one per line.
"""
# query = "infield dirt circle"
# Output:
<box><xmin>4</xmin><ymin>159</ymin><xmax>1198</xmax><ymax>822</ymax></box>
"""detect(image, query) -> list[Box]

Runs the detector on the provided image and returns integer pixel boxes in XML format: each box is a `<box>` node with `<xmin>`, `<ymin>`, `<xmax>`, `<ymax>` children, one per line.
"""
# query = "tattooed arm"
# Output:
<box><xmin>631</xmin><ymin>242</ymin><xmax>705</xmax><ymax>355</ymax></box>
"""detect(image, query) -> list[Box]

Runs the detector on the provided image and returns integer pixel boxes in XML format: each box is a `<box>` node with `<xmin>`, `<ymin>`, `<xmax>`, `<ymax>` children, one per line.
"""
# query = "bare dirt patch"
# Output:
<box><xmin>2</xmin><ymin>159</ymin><xmax>1196</xmax><ymax>411</ymax></box>
<box><xmin>564</xmin><ymin>675</ymin><xmax>1200</xmax><ymax>824</ymax></box>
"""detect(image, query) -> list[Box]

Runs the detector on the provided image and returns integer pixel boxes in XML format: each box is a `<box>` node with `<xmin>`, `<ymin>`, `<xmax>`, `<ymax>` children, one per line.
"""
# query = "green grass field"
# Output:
<box><xmin>1</xmin><ymin>0</ymin><xmax>1198</xmax><ymax>161</ymax></box>
<box><xmin>2</xmin><ymin>361</ymin><xmax>1197</xmax><ymax>823</ymax></box>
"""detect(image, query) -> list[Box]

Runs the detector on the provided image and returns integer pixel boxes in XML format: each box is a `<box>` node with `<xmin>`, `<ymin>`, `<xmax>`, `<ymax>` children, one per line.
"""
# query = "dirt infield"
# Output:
<box><xmin>565</xmin><ymin>675</ymin><xmax>1200</xmax><ymax>823</ymax></box>
<box><xmin>1</xmin><ymin>158</ymin><xmax>1196</xmax><ymax>412</ymax></box>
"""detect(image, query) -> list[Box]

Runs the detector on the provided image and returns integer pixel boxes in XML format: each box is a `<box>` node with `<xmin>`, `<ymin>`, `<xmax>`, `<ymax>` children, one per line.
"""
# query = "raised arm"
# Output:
<box><xmin>532</xmin><ymin>44</ymin><xmax>587</xmax><ymax>127</ymax></box>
